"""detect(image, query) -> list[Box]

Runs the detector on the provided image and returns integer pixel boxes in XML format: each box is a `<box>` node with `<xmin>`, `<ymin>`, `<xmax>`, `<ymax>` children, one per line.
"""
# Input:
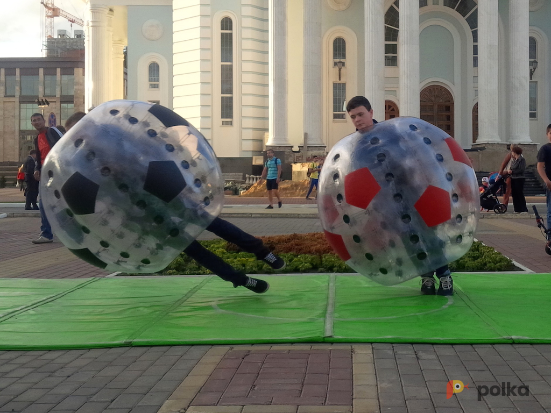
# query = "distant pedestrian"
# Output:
<box><xmin>17</xmin><ymin>164</ymin><xmax>25</xmax><ymax>192</ymax></box>
<box><xmin>498</xmin><ymin>145</ymin><xmax>517</xmax><ymax>210</ymax></box>
<box><xmin>23</xmin><ymin>150</ymin><xmax>39</xmax><ymax>210</ymax></box>
<box><xmin>260</xmin><ymin>149</ymin><xmax>282</xmax><ymax>209</ymax></box>
<box><xmin>30</xmin><ymin>113</ymin><xmax>63</xmax><ymax>244</ymax></box>
<box><xmin>506</xmin><ymin>146</ymin><xmax>528</xmax><ymax>213</ymax></box>
<box><xmin>306</xmin><ymin>155</ymin><xmax>321</xmax><ymax>200</ymax></box>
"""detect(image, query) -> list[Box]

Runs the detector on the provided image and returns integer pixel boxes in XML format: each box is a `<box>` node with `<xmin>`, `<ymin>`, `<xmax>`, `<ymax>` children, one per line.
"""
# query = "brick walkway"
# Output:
<box><xmin>1</xmin><ymin>192</ymin><xmax>551</xmax><ymax>412</ymax></box>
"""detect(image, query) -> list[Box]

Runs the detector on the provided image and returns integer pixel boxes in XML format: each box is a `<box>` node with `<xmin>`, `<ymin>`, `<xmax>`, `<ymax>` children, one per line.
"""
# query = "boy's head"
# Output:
<box><xmin>512</xmin><ymin>146</ymin><xmax>523</xmax><ymax>155</ymax></box>
<box><xmin>346</xmin><ymin>96</ymin><xmax>374</xmax><ymax>133</ymax></box>
<box><xmin>266</xmin><ymin>149</ymin><xmax>274</xmax><ymax>158</ymax></box>
<box><xmin>346</xmin><ymin>96</ymin><xmax>372</xmax><ymax>113</ymax></box>
<box><xmin>65</xmin><ymin>111</ymin><xmax>86</xmax><ymax>131</ymax></box>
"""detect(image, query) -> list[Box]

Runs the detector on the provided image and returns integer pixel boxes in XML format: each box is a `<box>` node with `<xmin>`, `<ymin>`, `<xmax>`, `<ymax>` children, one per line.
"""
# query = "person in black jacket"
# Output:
<box><xmin>30</xmin><ymin>113</ymin><xmax>64</xmax><ymax>244</ymax></box>
<box><xmin>505</xmin><ymin>146</ymin><xmax>528</xmax><ymax>213</ymax></box>
<box><xmin>23</xmin><ymin>150</ymin><xmax>39</xmax><ymax>210</ymax></box>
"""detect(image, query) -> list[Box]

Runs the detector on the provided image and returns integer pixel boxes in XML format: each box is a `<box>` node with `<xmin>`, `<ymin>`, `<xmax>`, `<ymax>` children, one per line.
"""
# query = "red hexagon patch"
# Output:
<box><xmin>445</xmin><ymin>137</ymin><xmax>472</xmax><ymax>168</ymax></box>
<box><xmin>414</xmin><ymin>185</ymin><xmax>451</xmax><ymax>227</ymax></box>
<box><xmin>344</xmin><ymin>167</ymin><xmax>381</xmax><ymax>210</ymax></box>
<box><xmin>323</xmin><ymin>230</ymin><xmax>351</xmax><ymax>261</ymax></box>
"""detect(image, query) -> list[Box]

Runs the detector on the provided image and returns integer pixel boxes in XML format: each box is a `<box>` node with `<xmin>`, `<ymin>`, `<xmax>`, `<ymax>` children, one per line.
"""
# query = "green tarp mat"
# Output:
<box><xmin>0</xmin><ymin>273</ymin><xmax>549</xmax><ymax>350</ymax></box>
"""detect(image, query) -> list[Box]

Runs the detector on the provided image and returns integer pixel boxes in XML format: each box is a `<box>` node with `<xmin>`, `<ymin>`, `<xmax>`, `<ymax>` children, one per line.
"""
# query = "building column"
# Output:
<box><xmin>365</xmin><ymin>0</ymin><xmax>385</xmax><ymax>118</ymax></box>
<box><xmin>267</xmin><ymin>0</ymin><xmax>290</xmax><ymax>146</ymax></box>
<box><xmin>112</xmin><ymin>40</ymin><xmax>125</xmax><ymax>100</ymax></box>
<box><xmin>477</xmin><ymin>0</ymin><xmax>500</xmax><ymax>142</ymax></box>
<box><xmin>85</xmin><ymin>4</ymin><xmax>110</xmax><ymax>110</ymax></box>
<box><xmin>106</xmin><ymin>9</ymin><xmax>114</xmax><ymax>101</ymax></box>
<box><xmin>303</xmin><ymin>0</ymin><xmax>323</xmax><ymax>146</ymax></box>
<box><xmin>509</xmin><ymin>0</ymin><xmax>531</xmax><ymax>143</ymax></box>
<box><xmin>399</xmin><ymin>0</ymin><xmax>419</xmax><ymax>117</ymax></box>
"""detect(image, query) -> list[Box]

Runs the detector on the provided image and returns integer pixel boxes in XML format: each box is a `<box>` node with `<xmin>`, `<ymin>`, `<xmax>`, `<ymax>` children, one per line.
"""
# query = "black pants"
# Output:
<box><xmin>183</xmin><ymin>217</ymin><xmax>270</xmax><ymax>285</ymax></box>
<box><xmin>25</xmin><ymin>179</ymin><xmax>39</xmax><ymax>209</ymax></box>
<box><xmin>511</xmin><ymin>178</ymin><xmax>528</xmax><ymax>212</ymax></box>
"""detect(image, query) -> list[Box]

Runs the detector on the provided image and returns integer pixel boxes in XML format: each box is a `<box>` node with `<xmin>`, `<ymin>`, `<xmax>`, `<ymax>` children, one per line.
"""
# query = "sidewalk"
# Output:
<box><xmin>0</xmin><ymin>187</ymin><xmax>547</xmax><ymax>220</ymax></box>
<box><xmin>1</xmin><ymin>189</ymin><xmax>551</xmax><ymax>413</ymax></box>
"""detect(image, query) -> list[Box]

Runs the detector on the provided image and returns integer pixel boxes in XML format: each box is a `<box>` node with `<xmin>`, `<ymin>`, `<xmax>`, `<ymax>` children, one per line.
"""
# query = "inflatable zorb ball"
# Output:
<box><xmin>319</xmin><ymin>117</ymin><xmax>479</xmax><ymax>286</ymax></box>
<box><xmin>40</xmin><ymin>100</ymin><xmax>224</xmax><ymax>273</ymax></box>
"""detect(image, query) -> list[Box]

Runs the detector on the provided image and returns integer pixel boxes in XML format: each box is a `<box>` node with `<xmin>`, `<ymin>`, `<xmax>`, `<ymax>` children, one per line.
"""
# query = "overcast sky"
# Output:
<box><xmin>0</xmin><ymin>0</ymin><xmax>86</xmax><ymax>58</ymax></box>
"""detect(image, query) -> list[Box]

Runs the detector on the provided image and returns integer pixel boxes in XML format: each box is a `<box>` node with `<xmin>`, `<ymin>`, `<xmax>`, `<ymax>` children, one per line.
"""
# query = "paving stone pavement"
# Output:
<box><xmin>1</xmin><ymin>209</ymin><xmax>551</xmax><ymax>412</ymax></box>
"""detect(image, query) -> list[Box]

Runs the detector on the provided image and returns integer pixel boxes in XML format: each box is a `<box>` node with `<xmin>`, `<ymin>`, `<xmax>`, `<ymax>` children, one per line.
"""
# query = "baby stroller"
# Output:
<box><xmin>480</xmin><ymin>175</ymin><xmax>507</xmax><ymax>214</ymax></box>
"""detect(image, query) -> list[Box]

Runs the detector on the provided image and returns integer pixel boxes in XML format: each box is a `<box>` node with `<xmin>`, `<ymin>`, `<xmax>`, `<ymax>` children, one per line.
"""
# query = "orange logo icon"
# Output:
<box><xmin>447</xmin><ymin>380</ymin><xmax>468</xmax><ymax>399</ymax></box>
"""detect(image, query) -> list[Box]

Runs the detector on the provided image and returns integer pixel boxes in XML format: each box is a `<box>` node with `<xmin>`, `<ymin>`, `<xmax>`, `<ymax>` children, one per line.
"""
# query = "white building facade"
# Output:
<box><xmin>83</xmin><ymin>0</ymin><xmax>551</xmax><ymax>165</ymax></box>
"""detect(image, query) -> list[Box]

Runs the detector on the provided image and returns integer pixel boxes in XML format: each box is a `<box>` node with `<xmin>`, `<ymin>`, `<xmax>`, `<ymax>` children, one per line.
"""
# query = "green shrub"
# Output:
<box><xmin>153</xmin><ymin>239</ymin><xmax>513</xmax><ymax>275</ymax></box>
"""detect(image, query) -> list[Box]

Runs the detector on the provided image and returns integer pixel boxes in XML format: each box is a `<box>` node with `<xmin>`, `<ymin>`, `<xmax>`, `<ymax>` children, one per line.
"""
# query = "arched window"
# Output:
<box><xmin>332</xmin><ymin>37</ymin><xmax>347</xmax><ymax>119</ymax></box>
<box><xmin>385</xmin><ymin>0</ymin><xmax>478</xmax><ymax>67</ymax></box>
<box><xmin>384</xmin><ymin>1</ymin><xmax>399</xmax><ymax>66</ymax></box>
<box><xmin>148</xmin><ymin>62</ymin><xmax>159</xmax><ymax>89</ymax></box>
<box><xmin>221</xmin><ymin>17</ymin><xmax>233</xmax><ymax>125</ymax></box>
<box><xmin>529</xmin><ymin>36</ymin><xmax>537</xmax><ymax>61</ymax></box>
<box><xmin>529</xmin><ymin>37</ymin><xmax>537</xmax><ymax>118</ymax></box>
<box><xmin>333</xmin><ymin>37</ymin><xmax>346</xmax><ymax>60</ymax></box>
<box><xmin>385</xmin><ymin>100</ymin><xmax>399</xmax><ymax>120</ymax></box>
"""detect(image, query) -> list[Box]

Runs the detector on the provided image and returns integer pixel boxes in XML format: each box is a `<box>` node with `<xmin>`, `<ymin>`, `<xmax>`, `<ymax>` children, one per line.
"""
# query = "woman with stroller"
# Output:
<box><xmin>506</xmin><ymin>146</ymin><xmax>529</xmax><ymax>213</ymax></box>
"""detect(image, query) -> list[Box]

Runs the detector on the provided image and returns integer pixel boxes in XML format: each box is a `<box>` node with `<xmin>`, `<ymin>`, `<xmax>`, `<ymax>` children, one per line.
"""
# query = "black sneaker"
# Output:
<box><xmin>420</xmin><ymin>277</ymin><xmax>436</xmax><ymax>295</ymax></box>
<box><xmin>242</xmin><ymin>277</ymin><xmax>269</xmax><ymax>294</ymax></box>
<box><xmin>263</xmin><ymin>252</ymin><xmax>286</xmax><ymax>270</ymax></box>
<box><xmin>278</xmin><ymin>201</ymin><xmax>282</xmax><ymax>208</ymax></box>
<box><xmin>266</xmin><ymin>205</ymin><xmax>273</xmax><ymax>209</ymax></box>
<box><xmin>437</xmin><ymin>275</ymin><xmax>454</xmax><ymax>296</ymax></box>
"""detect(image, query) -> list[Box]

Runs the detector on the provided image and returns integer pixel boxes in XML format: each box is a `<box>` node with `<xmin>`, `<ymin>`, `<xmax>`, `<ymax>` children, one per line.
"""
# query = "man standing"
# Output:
<box><xmin>30</xmin><ymin>113</ymin><xmax>63</xmax><ymax>244</ymax></box>
<box><xmin>260</xmin><ymin>149</ymin><xmax>282</xmax><ymax>209</ymax></box>
<box><xmin>23</xmin><ymin>150</ymin><xmax>39</xmax><ymax>210</ymax></box>
<box><xmin>537</xmin><ymin>124</ymin><xmax>551</xmax><ymax>243</ymax></box>
<box><xmin>305</xmin><ymin>155</ymin><xmax>321</xmax><ymax>200</ymax></box>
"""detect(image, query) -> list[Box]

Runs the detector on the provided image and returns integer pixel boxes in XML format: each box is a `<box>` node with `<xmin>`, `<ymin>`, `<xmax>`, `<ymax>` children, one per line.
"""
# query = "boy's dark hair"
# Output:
<box><xmin>31</xmin><ymin>113</ymin><xmax>44</xmax><ymax>120</ymax></box>
<box><xmin>29</xmin><ymin>149</ymin><xmax>37</xmax><ymax>155</ymax></box>
<box><xmin>65</xmin><ymin>111</ymin><xmax>86</xmax><ymax>130</ymax></box>
<box><xmin>547</xmin><ymin>124</ymin><xmax>551</xmax><ymax>133</ymax></box>
<box><xmin>56</xmin><ymin>125</ymin><xmax>66</xmax><ymax>134</ymax></box>
<box><xmin>512</xmin><ymin>146</ymin><xmax>523</xmax><ymax>155</ymax></box>
<box><xmin>346</xmin><ymin>96</ymin><xmax>372</xmax><ymax>113</ymax></box>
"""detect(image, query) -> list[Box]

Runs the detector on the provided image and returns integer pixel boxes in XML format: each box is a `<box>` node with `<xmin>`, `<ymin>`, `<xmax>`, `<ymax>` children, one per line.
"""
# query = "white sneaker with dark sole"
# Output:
<box><xmin>32</xmin><ymin>236</ymin><xmax>53</xmax><ymax>244</ymax></box>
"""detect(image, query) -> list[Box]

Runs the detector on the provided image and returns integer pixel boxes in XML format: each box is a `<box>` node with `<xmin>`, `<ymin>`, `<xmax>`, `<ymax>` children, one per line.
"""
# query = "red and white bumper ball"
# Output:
<box><xmin>319</xmin><ymin>117</ymin><xmax>479</xmax><ymax>285</ymax></box>
<box><xmin>40</xmin><ymin>100</ymin><xmax>224</xmax><ymax>273</ymax></box>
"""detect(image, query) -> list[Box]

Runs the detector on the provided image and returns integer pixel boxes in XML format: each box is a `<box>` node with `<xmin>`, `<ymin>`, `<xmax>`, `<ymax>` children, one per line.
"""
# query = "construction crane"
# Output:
<box><xmin>41</xmin><ymin>0</ymin><xmax>84</xmax><ymax>39</ymax></box>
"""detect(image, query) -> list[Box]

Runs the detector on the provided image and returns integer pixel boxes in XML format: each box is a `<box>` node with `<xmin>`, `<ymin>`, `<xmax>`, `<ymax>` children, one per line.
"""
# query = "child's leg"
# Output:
<box><xmin>206</xmin><ymin>217</ymin><xmax>270</xmax><ymax>259</ymax></box>
<box><xmin>435</xmin><ymin>265</ymin><xmax>453</xmax><ymax>296</ymax></box>
<box><xmin>184</xmin><ymin>240</ymin><xmax>246</xmax><ymax>285</ymax></box>
<box><xmin>420</xmin><ymin>271</ymin><xmax>436</xmax><ymax>295</ymax></box>
<box><xmin>184</xmin><ymin>240</ymin><xmax>269</xmax><ymax>293</ymax></box>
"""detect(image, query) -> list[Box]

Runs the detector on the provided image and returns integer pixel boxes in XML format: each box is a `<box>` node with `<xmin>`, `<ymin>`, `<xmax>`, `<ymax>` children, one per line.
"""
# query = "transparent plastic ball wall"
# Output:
<box><xmin>40</xmin><ymin>100</ymin><xmax>224</xmax><ymax>273</ymax></box>
<box><xmin>318</xmin><ymin>117</ymin><xmax>479</xmax><ymax>286</ymax></box>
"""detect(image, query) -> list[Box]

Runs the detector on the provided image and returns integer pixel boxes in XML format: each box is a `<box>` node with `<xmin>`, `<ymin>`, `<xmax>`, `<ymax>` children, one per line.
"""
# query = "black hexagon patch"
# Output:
<box><xmin>61</xmin><ymin>172</ymin><xmax>100</xmax><ymax>215</ymax></box>
<box><xmin>69</xmin><ymin>248</ymin><xmax>108</xmax><ymax>269</ymax></box>
<box><xmin>143</xmin><ymin>161</ymin><xmax>187</xmax><ymax>203</ymax></box>
<box><xmin>149</xmin><ymin>104</ymin><xmax>189</xmax><ymax>128</ymax></box>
